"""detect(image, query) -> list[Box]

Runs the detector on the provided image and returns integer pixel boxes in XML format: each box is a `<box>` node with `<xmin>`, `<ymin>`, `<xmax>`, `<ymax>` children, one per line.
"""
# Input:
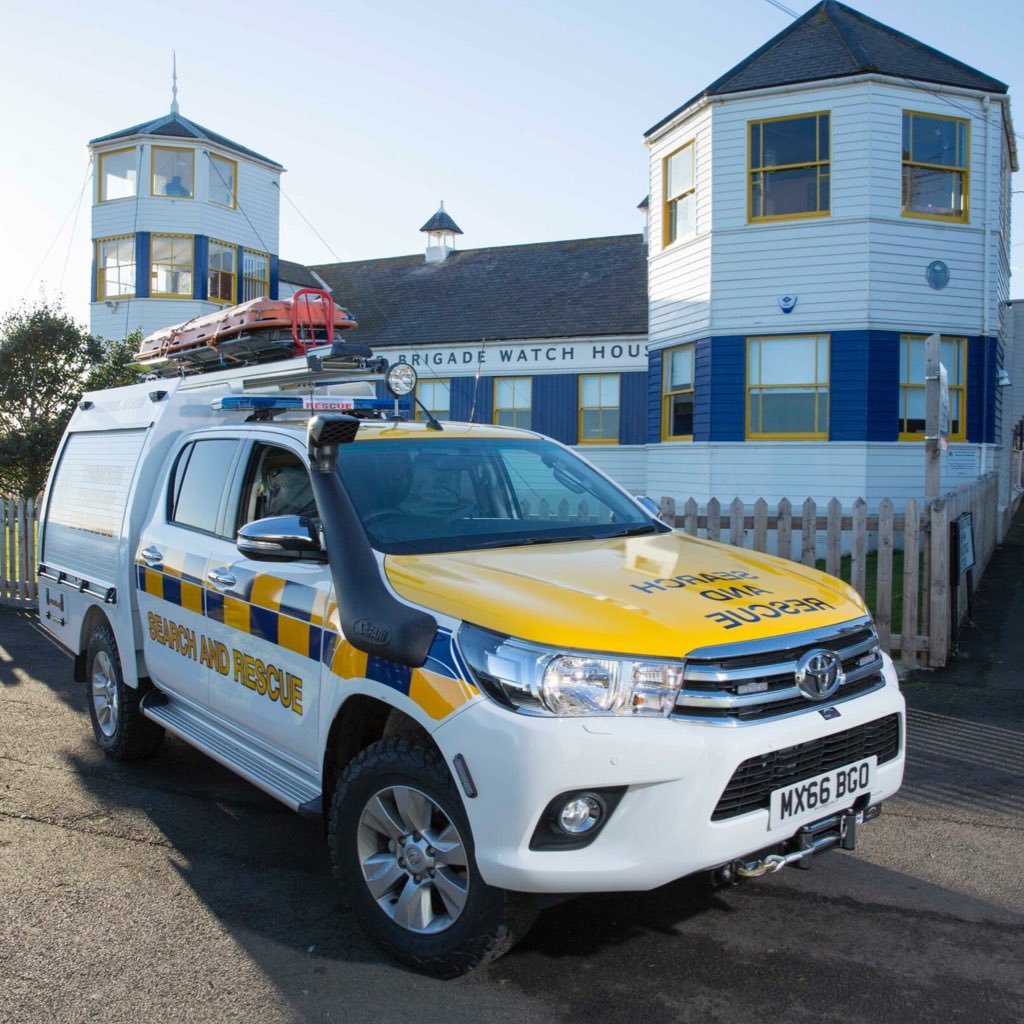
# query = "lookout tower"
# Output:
<box><xmin>88</xmin><ymin>71</ymin><xmax>285</xmax><ymax>341</ymax></box>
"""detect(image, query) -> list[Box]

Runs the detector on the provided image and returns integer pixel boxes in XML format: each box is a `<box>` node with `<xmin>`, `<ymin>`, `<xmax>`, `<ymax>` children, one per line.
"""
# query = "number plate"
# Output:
<box><xmin>769</xmin><ymin>756</ymin><xmax>876</xmax><ymax>829</ymax></box>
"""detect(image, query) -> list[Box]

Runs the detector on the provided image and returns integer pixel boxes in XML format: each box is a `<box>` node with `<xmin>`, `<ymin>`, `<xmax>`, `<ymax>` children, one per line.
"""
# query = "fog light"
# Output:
<box><xmin>558</xmin><ymin>794</ymin><xmax>603</xmax><ymax>835</ymax></box>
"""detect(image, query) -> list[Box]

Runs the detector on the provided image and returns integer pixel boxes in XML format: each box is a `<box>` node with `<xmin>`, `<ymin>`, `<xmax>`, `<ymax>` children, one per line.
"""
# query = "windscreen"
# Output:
<box><xmin>335</xmin><ymin>436</ymin><xmax>666</xmax><ymax>555</ymax></box>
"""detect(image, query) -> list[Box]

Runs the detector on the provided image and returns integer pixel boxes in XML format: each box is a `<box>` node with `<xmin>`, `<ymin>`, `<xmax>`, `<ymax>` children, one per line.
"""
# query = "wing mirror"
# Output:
<box><xmin>237</xmin><ymin>515</ymin><xmax>326</xmax><ymax>562</ymax></box>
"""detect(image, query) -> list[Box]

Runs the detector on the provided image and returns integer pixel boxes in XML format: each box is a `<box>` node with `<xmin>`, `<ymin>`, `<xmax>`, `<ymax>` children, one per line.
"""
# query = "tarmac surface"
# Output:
<box><xmin>2</xmin><ymin>512</ymin><xmax>1023</xmax><ymax>1024</ymax></box>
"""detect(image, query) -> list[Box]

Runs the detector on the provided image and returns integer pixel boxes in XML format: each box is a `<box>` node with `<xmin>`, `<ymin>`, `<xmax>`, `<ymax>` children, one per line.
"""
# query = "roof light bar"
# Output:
<box><xmin>213</xmin><ymin>395</ymin><xmax>393</xmax><ymax>413</ymax></box>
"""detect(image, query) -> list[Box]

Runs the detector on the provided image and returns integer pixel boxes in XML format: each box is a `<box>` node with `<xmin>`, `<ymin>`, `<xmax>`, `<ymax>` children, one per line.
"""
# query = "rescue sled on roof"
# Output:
<box><xmin>135</xmin><ymin>288</ymin><xmax>358</xmax><ymax>371</ymax></box>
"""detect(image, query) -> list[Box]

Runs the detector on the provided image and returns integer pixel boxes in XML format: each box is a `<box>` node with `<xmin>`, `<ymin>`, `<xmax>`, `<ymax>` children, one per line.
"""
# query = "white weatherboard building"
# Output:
<box><xmin>81</xmin><ymin>1</ymin><xmax>1019</xmax><ymax>516</ymax></box>
<box><xmin>88</xmin><ymin>94</ymin><xmax>283</xmax><ymax>342</ymax></box>
<box><xmin>642</xmin><ymin>0</ymin><xmax>1017</xmax><ymax>510</ymax></box>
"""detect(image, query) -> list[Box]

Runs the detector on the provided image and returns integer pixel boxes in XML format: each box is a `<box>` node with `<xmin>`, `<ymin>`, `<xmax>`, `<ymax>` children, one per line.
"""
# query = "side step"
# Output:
<box><xmin>141</xmin><ymin>692</ymin><xmax>322</xmax><ymax>816</ymax></box>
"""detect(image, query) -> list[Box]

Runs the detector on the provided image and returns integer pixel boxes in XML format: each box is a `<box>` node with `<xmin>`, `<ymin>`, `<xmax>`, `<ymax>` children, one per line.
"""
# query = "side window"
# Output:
<box><xmin>169</xmin><ymin>439</ymin><xmax>239</xmax><ymax>534</ymax></box>
<box><xmin>237</xmin><ymin>444</ymin><xmax>317</xmax><ymax>528</ymax></box>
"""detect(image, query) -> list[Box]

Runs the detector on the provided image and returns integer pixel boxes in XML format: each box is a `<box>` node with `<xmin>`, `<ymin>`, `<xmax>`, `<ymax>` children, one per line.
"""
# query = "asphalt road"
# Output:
<box><xmin>2</xmin><ymin>604</ymin><xmax>1022</xmax><ymax>1024</ymax></box>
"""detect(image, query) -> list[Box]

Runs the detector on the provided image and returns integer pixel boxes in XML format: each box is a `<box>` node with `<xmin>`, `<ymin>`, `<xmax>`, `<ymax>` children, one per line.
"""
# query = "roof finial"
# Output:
<box><xmin>170</xmin><ymin>51</ymin><xmax>179</xmax><ymax>115</ymax></box>
<box><xmin>439</xmin><ymin>200</ymin><xmax>445</xmax><ymax>211</ymax></box>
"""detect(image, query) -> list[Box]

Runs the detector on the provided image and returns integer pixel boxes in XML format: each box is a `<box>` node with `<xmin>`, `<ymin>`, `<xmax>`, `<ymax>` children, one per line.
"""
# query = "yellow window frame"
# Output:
<box><xmin>208</xmin><ymin>239</ymin><xmax>237</xmax><ymax>305</ymax></box>
<box><xmin>746</xmin><ymin>335</ymin><xmax>829</xmax><ymax>440</ymax></box>
<box><xmin>578</xmin><ymin>373</ymin><xmax>620</xmax><ymax>445</ymax></box>
<box><xmin>415</xmin><ymin>379</ymin><xmax>451</xmax><ymax>421</ymax></box>
<box><xmin>748</xmin><ymin>111</ymin><xmax>831</xmax><ymax>223</ymax></box>
<box><xmin>208</xmin><ymin>153</ymin><xmax>238</xmax><ymax>209</ymax></box>
<box><xmin>241</xmin><ymin>247</ymin><xmax>270</xmax><ymax>301</ymax></box>
<box><xmin>96</xmin><ymin>234</ymin><xmax>136</xmax><ymax>300</ymax></box>
<box><xmin>901</xmin><ymin>110</ymin><xmax>970</xmax><ymax>223</ymax></box>
<box><xmin>151</xmin><ymin>146</ymin><xmax>195</xmax><ymax>199</ymax></box>
<box><xmin>493</xmin><ymin>376</ymin><xmax>532</xmax><ymax>429</ymax></box>
<box><xmin>898</xmin><ymin>334</ymin><xmax>967</xmax><ymax>442</ymax></box>
<box><xmin>150</xmin><ymin>233</ymin><xmax>195</xmax><ymax>299</ymax></box>
<box><xmin>97</xmin><ymin>147</ymin><xmax>138</xmax><ymax>204</ymax></box>
<box><xmin>662</xmin><ymin>141</ymin><xmax>695</xmax><ymax>248</ymax></box>
<box><xmin>662</xmin><ymin>344</ymin><xmax>695</xmax><ymax>440</ymax></box>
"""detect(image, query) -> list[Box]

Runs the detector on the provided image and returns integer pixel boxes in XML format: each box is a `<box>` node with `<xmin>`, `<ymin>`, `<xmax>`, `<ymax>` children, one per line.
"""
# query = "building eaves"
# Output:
<box><xmin>89</xmin><ymin>112</ymin><xmax>283</xmax><ymax>168</ymax></box>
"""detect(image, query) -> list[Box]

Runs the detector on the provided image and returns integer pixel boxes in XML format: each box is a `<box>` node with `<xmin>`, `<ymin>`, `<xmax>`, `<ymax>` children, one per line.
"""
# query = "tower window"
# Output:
<box><xmin>241</xmin><ymin>249</ymin><xmax>270</xmax><ymax>301</ymax></box>
<box><xmin>208</xmin><ymin>240</ymin><xmax>237</xmax><ymax>304</ymax></box>
<box><xmin>208</xmin><ymin>154</ymin><xmax>237</xmax><ymax>208</ymax></box>
<box><xmin>152</xmin><ymin>147</ymin><xmax>194</xmax><ymax>198</ymax></box>
<box><xmin>663</xmin><ymin>142</ymin><xmax>695</xmax><ymax>246</ymax></box>
<box><xmin>749</xmin><ymin>112</ymin><xmax>830</xmax><ymax>222</ymax></box>
<box><xmin>98</xmin><ymin>148</ymin><xmax>137</xmax><ymax>203</ymax></box>
<box><xmin>151</xmin><ymin>234</ymin><xmax>194</xmax><ymax>298</ymax></box>
<box><xmin>902</xmin><ymin>112</ymin><xmax>969</xmax><ymax>222</ymax></box>
<box><xmin>96</xmin><ymin>235</ymin><xmax>135</xmax><ymax>299</ymax></box>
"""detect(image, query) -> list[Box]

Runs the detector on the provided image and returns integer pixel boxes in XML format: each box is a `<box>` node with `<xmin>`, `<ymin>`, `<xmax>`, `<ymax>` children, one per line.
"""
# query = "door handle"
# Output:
<box><xmin>140</xmin><ymin>546</ymin><xmax>164</xmax><ymax>568</ymax></box>
<box><xmin>207</xmin><ymin>568</ymin><xmax>237</xmax><ymax>590</ymax></box>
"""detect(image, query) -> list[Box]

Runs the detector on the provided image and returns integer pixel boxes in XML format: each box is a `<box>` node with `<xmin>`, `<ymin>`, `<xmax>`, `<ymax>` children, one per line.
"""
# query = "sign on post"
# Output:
<box><xmin>957</xmin><ymin>512</ymin><xmax>975</xmax><ymax>578</ymax></box>
<box><xmin>938</xmin><ymin>362</ymin><xmax>950</xmax><ymax>453</ymax></box>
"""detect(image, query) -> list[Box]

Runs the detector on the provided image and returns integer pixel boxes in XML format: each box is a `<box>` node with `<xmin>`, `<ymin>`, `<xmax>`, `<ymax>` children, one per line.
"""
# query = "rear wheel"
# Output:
<box><xmin>86</xmin><ymin>622</ymin><xmax>164</xmax><ymax>760</ymax></box>
<box><xmin>329</xmin><ymin>735</ymin><xmax>536</xmax><ymax>977</ymax></box>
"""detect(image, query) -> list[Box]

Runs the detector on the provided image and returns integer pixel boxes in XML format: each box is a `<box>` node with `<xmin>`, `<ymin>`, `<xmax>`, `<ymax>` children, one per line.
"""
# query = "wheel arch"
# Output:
<box><xmin>322</xmin><ymin>694</ymin><xmax>439</xmax><ymax>824</ymax></box>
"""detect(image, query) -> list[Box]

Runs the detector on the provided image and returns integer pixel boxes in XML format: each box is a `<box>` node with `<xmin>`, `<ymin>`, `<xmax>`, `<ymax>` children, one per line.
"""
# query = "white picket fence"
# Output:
<box><xmin>0</xmin><ymin>495</ymin><xmax>38</xmax><ymax>607</ymax></box>
<box><xmin>657</xmin><ymin>472</ymin><xmax>1000</xmax><ymax>667</ymax></box>
<box><xmin>1</xmin><ymin>473</ymin><xmax>1003</xmax><ymax>665</ymax></box>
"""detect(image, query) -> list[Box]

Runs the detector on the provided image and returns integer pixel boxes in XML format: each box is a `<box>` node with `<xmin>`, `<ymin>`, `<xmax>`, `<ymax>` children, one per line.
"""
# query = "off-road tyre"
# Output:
<box><xmin>85</xmin><ymin>622</ymin><xmax>164</xmax><ymax>760</ymax></box>
<box><xmin>329</xmin><ymin>735</ymin><xmax>537</xmax><ymax>977</ymax></box>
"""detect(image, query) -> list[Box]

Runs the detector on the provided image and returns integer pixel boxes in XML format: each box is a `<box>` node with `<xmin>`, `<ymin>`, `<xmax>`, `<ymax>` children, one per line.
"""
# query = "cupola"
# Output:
<box><xmin>420</xmin><ymin>202</ymin><xmax>463</xmax><ymax>263</ymax></box>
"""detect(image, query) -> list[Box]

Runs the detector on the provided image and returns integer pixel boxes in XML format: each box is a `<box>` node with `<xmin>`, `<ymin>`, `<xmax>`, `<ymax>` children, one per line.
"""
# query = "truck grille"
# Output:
<box><xmin>673</xmin><ymin>616</ymin><xmax>884</xmax><ymax>724</ymax></box>
<box><xmin>712</xmin><ymin>713</ymin><xmax>901</xmax><ymax>820</ymax></box>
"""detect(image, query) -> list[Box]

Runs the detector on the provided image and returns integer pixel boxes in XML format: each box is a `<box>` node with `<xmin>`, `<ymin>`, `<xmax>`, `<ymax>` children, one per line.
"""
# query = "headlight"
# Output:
<box><xmin>459</xmin><ymin>624</ymin><xmax>683</xmax><ymax>717</ymax></box>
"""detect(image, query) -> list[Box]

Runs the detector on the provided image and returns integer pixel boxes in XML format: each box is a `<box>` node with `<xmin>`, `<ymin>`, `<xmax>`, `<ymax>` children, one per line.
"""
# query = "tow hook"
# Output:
<box><xmin>732</xmin><ymin>804</ymin><xmax>880</xmax><ymax>879</ymax></box>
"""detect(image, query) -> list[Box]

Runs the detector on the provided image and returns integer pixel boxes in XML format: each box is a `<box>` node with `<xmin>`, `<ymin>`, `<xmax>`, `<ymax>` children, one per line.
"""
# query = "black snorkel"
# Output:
<box><xmin>307</xmin><ymin>413</ymin><xmax>437</xmax><ymax>667</ymax></box>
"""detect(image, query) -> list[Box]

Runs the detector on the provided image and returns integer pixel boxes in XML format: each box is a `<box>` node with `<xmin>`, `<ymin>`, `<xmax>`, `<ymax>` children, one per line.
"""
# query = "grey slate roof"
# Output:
<box><xmin>420</xmin><ymin>208</ymin><xmax>464</xmax><ymax>234</ymax></box>
<box><xmin>308</xmin><ymin>235</ymin><xmax>647</xmax><ymax>347</ymax></box>
<box><xmin>646</xmin><ymin>0</ymin><xmax>1008</xmax><ymax>137</ymax></box>
<box><xmin>89</xmin><ymin>112</ymin><xmax>283</xmax><ymax>168</ymax></box>
<box><xmin>278</xmin><ymin>260</ymin><xmax>321</xmax><ymax>288</ymax></box>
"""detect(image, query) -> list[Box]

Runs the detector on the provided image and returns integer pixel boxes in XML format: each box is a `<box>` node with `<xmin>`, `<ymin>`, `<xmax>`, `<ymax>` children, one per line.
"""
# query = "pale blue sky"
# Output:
<box><xmin>1</xmin><ymin>0</ymin><xmax>1021</xmax><ymax>327</ymax></box>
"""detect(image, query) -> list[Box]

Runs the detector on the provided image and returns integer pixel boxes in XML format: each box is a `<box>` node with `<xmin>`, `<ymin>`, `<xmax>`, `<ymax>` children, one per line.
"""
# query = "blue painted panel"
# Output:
<box><xmin>195</xmin><ymin>235</ymin><xmax>209</xmax><ymax>302</ymax></box>
<box><xmin>647</xmin><ymin>350</ymin><xmax>662</xmax><ymax>443</ymax></box>
<box><xmin>866</xmin><ymin>331</ymin><xmax>900</xmax><ymax>442</ymax></box>
<box><xmin>236</xmin><ymin>245</ymin><xmax>245</xmax><ymax>304</ymax></box>
<box><xmin>449</xmin><ymin>377</ymin><xmax>487</xmax><ymax>422</ymax></box>
<box><xmin>533</xmin><ymin>374</ymin><xmax>578</xmax><ymax>444</ymax></box>
<box><xmin>135</xmin><ymin>232</ymin><xmax>150</xmax><ymax>299</ymax></box>
<box><xmin>270</xmin><ymin>254</ymin><xmax>279</xmax><ymax>300</ymax></box>
<box><xmin>967</xmin><ymin>336</ymin><xmax>996</xmax><ymax>443</ymax></box>
<box><xmin>708</xmin><ymin>336</ymin><xmax>745</xmax><ymax>441</ymax></box>
<box><xmin>829</xmin><ymin>331</ymin><xmax>870</xmax><ymax>441</ymax></box>
<box><xmin>693</xmin><ymin>338</ymin><xmax>713</xmax><ymax>442</ymax></box>
<box><xmin>620</xmin><ymin>371</ymin><xmax>647</xmax><ymax>445</ymax></box>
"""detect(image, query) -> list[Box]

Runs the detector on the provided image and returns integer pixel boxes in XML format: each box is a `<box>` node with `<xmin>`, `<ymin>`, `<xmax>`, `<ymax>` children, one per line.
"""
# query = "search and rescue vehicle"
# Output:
<box><xmin>37</xmin><ymin>295</ymin><xmax>905</xmax><ymax>976</ymax></box>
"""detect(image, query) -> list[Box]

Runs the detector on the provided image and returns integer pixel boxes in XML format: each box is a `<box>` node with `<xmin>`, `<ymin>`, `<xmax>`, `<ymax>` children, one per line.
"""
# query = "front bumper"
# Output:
<box><xmin>433</xmin><ymin>654</ymin><xmax>906</xmax><ymax>893</ymax></box>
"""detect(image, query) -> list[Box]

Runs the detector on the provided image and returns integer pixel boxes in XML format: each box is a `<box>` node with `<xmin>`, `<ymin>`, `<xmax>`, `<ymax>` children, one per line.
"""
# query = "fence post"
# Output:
<box><xmin>707</xmin><ymin>498</ymin><xmax>721</xmax><ymax>543</ymax></box>
<box><xmin>753</xmin><ymin>498</ymin><xmax>768</xmax><ymax>552</ymax></box>
<box><xmin>851</xmin><ymin>498</ymin><xmax>867</xmax><ymax>597</ymax></box>
<box><xmin>928</xmin><ymin>498</ymin><xmax>950</xmax><ymax>667</ymax></box>
<box><xmin>901</xmin><ymin>499</ymin><xmax>920</xmax><ymax>667</ymax></box>
<box><xmin>658</xmin><ymin>496</ymin><xmax>676</xmax><ymax>526</ymax></box>
<box><xmin>0</xmin><ymin>497</ymin><xmax>7</xmax><ymax>603</ymax></box>
<box><xmin>826</xmin><ymin>498</ymin><xmax>842</xmax><ymax>578</ymax></box>
<box><xmin>729</xmin><ymin>498</ymin><xmax>745</xmax><ymax>548</ymax></box>
<box><xmin>776</xmin><ymin>498</ymin><xmax>792</xmax><ymax>561</ymax></box>
<box><xmin>875</xmin><ymin>498</ymin><xmax>894</xmax><ymax>653</ymax></box>
<box><xmin>684</xmin><ymin>498</ymin><xmax>698</xmax><ymax>537</ymax></box>
<box><xmin>801</xmin><ymin>497</ymin><xmax>817</xmax><ymax>567</ymax></box>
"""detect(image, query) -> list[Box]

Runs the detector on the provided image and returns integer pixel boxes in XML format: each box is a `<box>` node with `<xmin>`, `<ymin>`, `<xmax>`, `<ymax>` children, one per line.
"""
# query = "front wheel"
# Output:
<box><xmin>329</xmin><ymin>736</ymin><xmax>536</xmax><ymax>977</ymax></box>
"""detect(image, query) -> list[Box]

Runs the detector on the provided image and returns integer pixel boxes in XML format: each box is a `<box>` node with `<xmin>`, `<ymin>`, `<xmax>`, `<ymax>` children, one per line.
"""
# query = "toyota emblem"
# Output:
<box><xmin>795</xmin><ymin>648</ymin><xmax>844</xmax><ymax>700</ymax></box>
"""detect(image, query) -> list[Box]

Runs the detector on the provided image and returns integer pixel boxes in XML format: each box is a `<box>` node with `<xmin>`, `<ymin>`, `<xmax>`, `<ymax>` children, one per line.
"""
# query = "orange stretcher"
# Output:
<box><xmin>135</xmin><ymin>288</ymin><xmax>357</xmax><ymax>368</ymax></box>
